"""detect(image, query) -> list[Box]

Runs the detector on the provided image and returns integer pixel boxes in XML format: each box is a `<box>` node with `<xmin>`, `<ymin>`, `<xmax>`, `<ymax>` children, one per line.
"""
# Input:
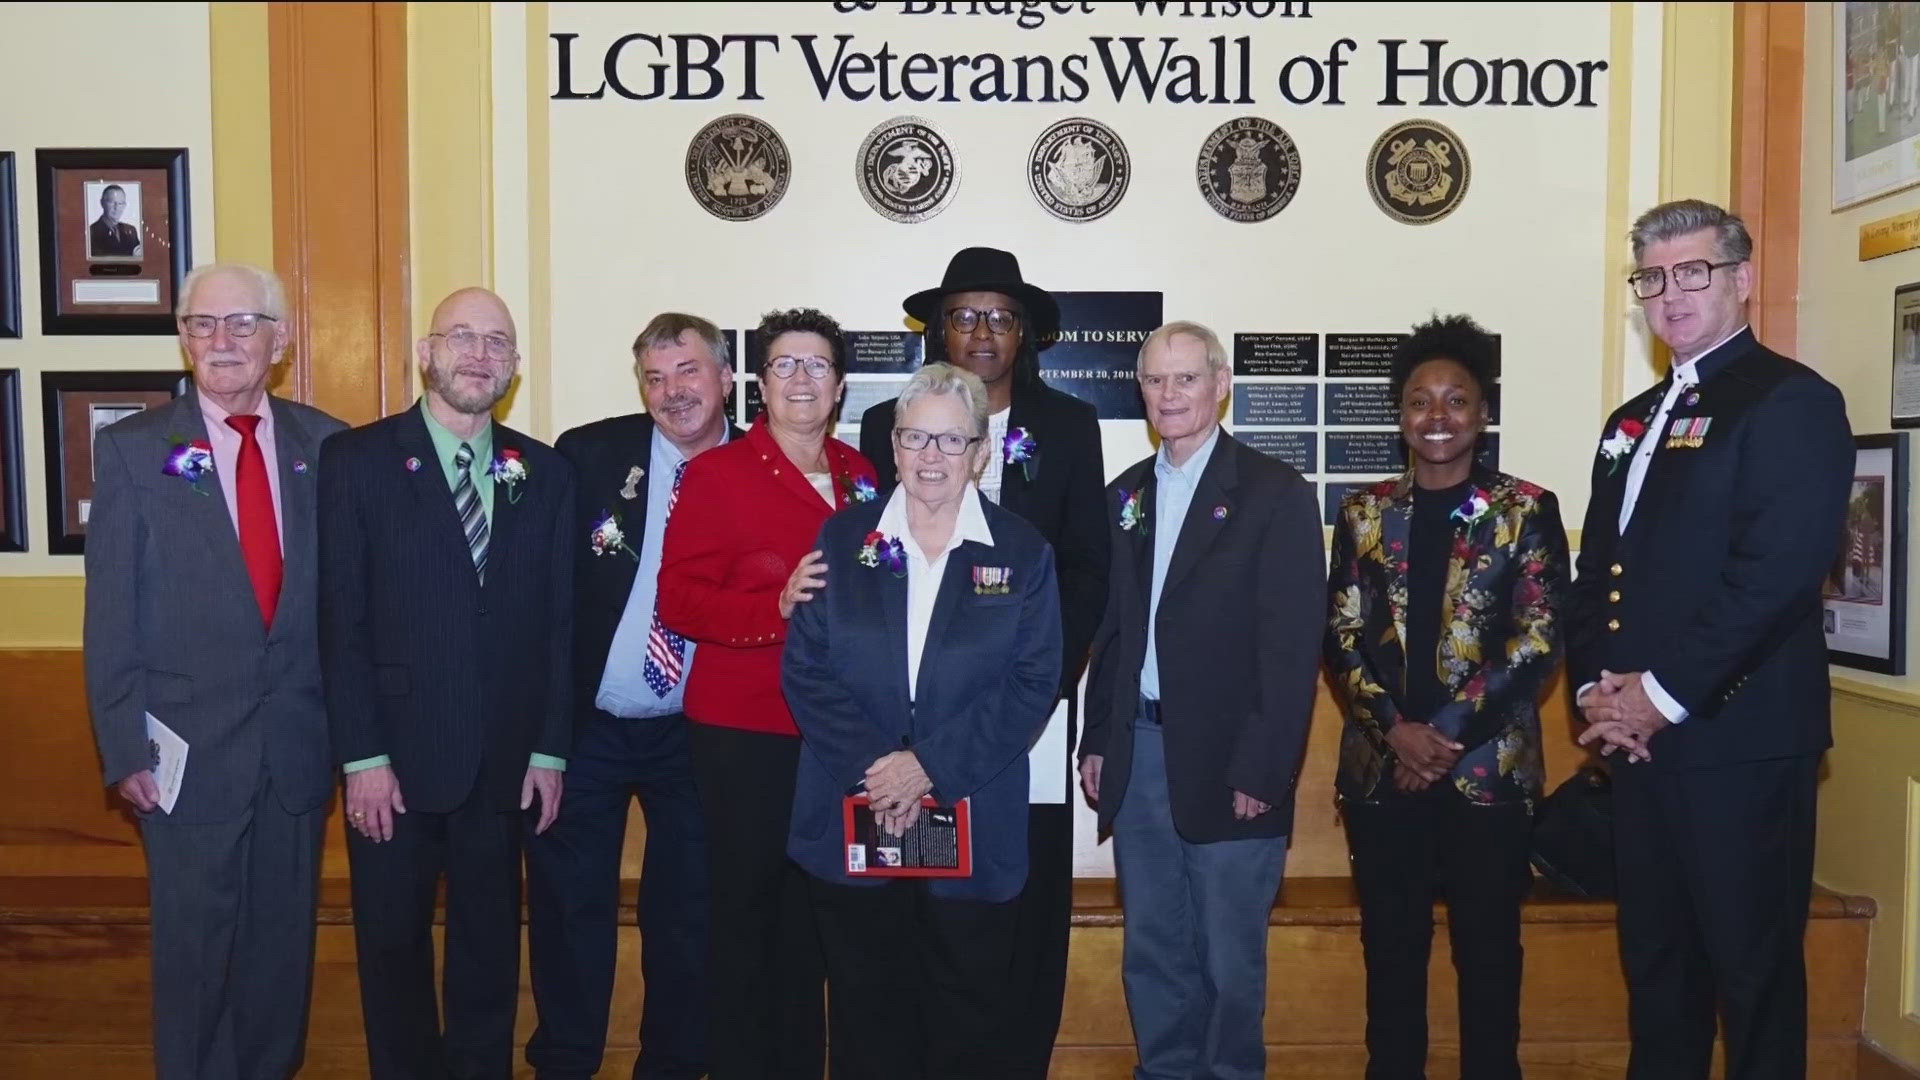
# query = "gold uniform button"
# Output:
<box><xmin>1610</xmin><ymin>563</ymin><xmax>1623</xmax><ymax>577</ymax></box>
<box><xmin>1607</xmin><ymin>618</ymin><xmax>1621</xmax><ymax>632</ymax></box>
<box><xmin>1608</xmin><ymin>590</ymin><xmax>1621</xmax><ymax>603</ymax></box>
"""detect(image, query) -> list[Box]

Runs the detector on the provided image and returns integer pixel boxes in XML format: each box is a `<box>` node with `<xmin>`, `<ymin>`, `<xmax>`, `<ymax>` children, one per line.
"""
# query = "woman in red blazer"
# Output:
<box><xmin>657</xmin><ymin>307</ymin><xmax>878</xmax><ymax>1080</ymax></box>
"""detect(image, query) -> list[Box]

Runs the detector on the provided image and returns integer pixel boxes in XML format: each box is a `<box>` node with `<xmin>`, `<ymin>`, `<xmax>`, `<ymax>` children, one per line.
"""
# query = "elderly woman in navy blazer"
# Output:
<box><xmin>782</xmin><ymin>362</ymin><xmax>1062</xmax><ymax>1080</ymax></box>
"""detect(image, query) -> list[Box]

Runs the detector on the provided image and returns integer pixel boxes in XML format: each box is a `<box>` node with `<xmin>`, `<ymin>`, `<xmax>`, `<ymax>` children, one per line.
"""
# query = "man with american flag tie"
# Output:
<box><xmin>525</xmin><ymin>312</ymin><xmax>741</xmax><ymax>1080</ymax></box>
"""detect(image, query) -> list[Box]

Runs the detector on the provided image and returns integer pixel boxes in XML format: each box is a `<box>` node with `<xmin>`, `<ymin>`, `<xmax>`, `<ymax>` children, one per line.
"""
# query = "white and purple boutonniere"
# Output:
<box><xmin>858</xmin><ymin>529</ymin><xmax>907</xmax><ymax>577</ymax></box>
<box><xmin>489</xmin><ymin>448</ymin><xmax>529</xmax><ymax>504</ymax></box>
<box><xmin>1450</xmin><ymin>487</ymin><xmax>1493</xmax><ymax>526</ymax></box>
<box><xmin>589</xmin><ymin>509</ymin><xmax>637</xmax><ymax>561</ymax></box>
<box><xmin>162</xmin><ymin>438</ymin><xmax>215</xmax><ymax>495</ymax></box>
<box><xmin>1598</xmin><ymin>418</ymin><xmax>1646</xmax><ymax>476</ymax></box>
<box><xmin>1003</xmin><ymin>427</ymin><xmax>1037</xmax><ymax>481</ymax></box>
<box><xmin>1118</xmin><ymin>488</ymin><xmax>1146</xmax><ymax>533</ymax></box>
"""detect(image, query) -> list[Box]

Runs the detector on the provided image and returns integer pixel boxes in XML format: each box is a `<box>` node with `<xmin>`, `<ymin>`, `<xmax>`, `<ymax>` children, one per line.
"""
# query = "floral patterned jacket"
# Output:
<box><xmin>1324</xmin><ymin>466</ymin><xmax>1570</xmax><ymax>806</ymax></box>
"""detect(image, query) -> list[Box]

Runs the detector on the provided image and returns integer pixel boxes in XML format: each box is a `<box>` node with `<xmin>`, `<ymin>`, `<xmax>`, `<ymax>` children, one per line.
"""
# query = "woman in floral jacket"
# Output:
<box><xmin>1324</xmin><ymin>314</ymin><xmax>1570</xmax><ymax>1080</ymax></box>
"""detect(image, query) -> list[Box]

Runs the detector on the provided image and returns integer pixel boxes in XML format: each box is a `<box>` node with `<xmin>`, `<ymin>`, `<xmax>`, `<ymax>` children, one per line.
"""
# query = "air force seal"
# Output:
<box><xmin>685</xmin><ymin>114</ymin><xmax>791</xmax><ymax>222</ymax></box>
<box><xmin>1366</xmin><ymin>119</ymin><xmax>1470</xmax><ymax>225</ymax></box>
<box><xmin>1028</xmin><ymin>118</ymin><xmax>1130</xmax><ymax>223</ymax></box>
<box><xmin>857</xmin><ymin>118</ymin><xmax>958</xmax><ymax>223</ymax></box>
<box><xmin>1197</xmin><ymin>117</ymin><xmax>1301</xmax><ymax>223</ymax></box>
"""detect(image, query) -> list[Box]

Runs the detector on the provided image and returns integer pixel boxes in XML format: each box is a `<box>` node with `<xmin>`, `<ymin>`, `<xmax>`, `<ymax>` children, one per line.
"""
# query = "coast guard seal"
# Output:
<box><xmin>1366</xmin><ymin>119</ymin><xmax>1470</xmax><ymax>225</ymax></box>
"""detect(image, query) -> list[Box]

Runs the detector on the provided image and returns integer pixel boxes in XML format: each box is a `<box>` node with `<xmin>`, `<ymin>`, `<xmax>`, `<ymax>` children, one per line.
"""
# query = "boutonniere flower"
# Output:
<box><xmin>489</xmin><ymin>448</ymin><xmax>529</xmax><ymax>503</ymax></box>
<box><xmin>843</xmin><ymin>474</ymin><xmax>878</xmax><ymax>503</ymax></box>
<box><xmin>858</xmin><ymin>529</ymin><xmax>907</xmax><ymax>577</ymax></box>
<box><xmin>1451</xmin><ymin>487</ymin><xmax>1493</xmax><ymax>527</ymax></box>
<box><xmin>1118</xmin><ymin>488</ymin><xmax>1147</xmax><ymax>533</ymax></box>
<box><xmin>589</xmin><ymin>509</ymin><xmax>637</xmax><ymax>561</ymax></box>
<box><xmin>1003</xmin><ymin>427</ymin><xmax>1038</xmax><ymax>481</ymax></box>
<box><xmin>162</xmin><ymin>437</ymin><xmax>215</xmax><ymax>495</ymax></box>
<box><xmin>1598</xmin><ymin>418</ymin><xmax>1646</xmax><ymax>475</ymax></box>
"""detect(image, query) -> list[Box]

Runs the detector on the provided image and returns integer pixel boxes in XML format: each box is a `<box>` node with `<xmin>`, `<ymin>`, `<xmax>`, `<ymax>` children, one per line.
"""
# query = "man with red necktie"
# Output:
<box><xmin>82</xmin><ymin>262</ymin><xmax>346</xmax><ymax>1080</ymax></box>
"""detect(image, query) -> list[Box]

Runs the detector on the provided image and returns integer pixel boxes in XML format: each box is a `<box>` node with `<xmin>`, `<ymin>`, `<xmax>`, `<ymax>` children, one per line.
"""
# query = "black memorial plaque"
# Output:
<box><xmin>846</xmin><ymin>331</ymin><xmax>924</xmax><ymax>374</ymax></box>
<box><xmin>1325</xmin><ymin>333</ymin><xmax>1403</xmax><ymax>377</ymax></box>
<box><xmin>1232</xmin><ymin>333</ymin><xmax>1318</xmax><ymax>377</ymax></box>
<box><xmin>1231</xmin><ymin>383</ymin><xmax>1316</xmax><ymax>427</ymax></box>
<box><xmin>1325</xmin><ymin>431</ymin><xmax>1407</xmax><ymax>474</ymax></box>
<box><xmin>1037</xmin><ymin>291</ymin><xmax>1163</xmax><ymax>420</ymax></box>
<box><xmin>1324</xmin><ymin>381</ymin><xmax>1397</xmax><ymax>426</ymax></box>
<box><xmin>1236</xmin><ymin>429</ymin><xmax>1316</xmax><ymax>473</ymax></box>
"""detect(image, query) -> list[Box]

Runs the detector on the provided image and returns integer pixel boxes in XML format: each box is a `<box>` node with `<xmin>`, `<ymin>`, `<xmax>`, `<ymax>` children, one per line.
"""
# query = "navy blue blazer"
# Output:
<box><xmin>783</xmin><ymin>492</ymin><xmax>1063</xmax><ymax>903</ymax></box>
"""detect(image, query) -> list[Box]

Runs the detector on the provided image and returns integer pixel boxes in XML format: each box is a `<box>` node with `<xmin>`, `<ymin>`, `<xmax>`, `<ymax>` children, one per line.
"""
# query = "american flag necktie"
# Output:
<box><xmin>642</xmin><ymin>460</ymin><xmax>690</xmax><ymax>696</ymax></box>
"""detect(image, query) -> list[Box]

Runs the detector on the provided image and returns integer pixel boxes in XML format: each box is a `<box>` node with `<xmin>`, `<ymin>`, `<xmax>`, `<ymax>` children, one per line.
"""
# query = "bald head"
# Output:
<box><xmin>431</xmin><ymin>287</ymin><xmax>516</xmax><ymax>340</ymax></box>
<box><xmin>418</xmin><ymin>287</ymin><xmax>520</xmax><ymax>417</ymax></box>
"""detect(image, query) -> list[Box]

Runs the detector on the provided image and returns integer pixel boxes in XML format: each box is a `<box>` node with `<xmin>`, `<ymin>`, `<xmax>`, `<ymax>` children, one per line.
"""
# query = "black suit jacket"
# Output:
<box><xmin>89</xmin><ymin>217</ymin><xmax>139</xmax><ymax>257</ymax></box>
<box><xmin>318</xmin><ymin>403</ymin><xmax>576</xmax><ymax>813</ymax></box>
<box><xmin>860</xmin><ymin>380</ymin><xmax>1108</xmax><ymax>696</ymax></box>
<box><xmin>1081</xmin><ymin>431</ymin><xmax>1326</xmax><ymax>843</ymax></box>
<box><xmin>1568</xmin><ymin>328</ymin><xmax>1854</xmax><ymax>771</ymax></box>
<box><xmin>555</xmin><ymin>412</ymin><xmax>744</xmax><ymax>723</ymax></box>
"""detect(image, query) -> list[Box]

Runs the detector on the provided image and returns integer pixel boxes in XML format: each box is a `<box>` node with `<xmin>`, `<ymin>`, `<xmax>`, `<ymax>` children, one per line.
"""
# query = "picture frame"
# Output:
<box><xmin>1825</xmin><ymin>431</ymin><xmax>1910</xmax><ymax>674</ymax></box>
<box><xmin>41</xmin><ymin>370</ymin><xmax>188</xmax><ymax>555</ymax></box>
<box><xmin>1834</xmin><ymin>3</ymin><xmax>1920</xmax><ymax>210</ymax></box>
<box><xmin>1893</xmin><ymin>281</ymin><xmax>1920</xmax><ymax>428</ymax></box>
<box><xmin>34</xmin><ymin>148</ymin><xmax>190</xmax><ymax>335</ymax></box>
<box><xmin>0</xmin><ymin>370</ymin><xmax>24</xmax><ymax>551</ymax></box>
<box><xmin>0</xmin><ymin>153</ymin><xmax>19</xmax><ymax>339</ymax></box>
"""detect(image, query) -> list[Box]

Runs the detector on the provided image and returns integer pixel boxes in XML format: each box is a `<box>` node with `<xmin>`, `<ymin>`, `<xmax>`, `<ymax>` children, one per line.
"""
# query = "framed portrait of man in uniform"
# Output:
<box><xmin>1824</xmin><ymin>431</ymin><xmax>1909</xmax><ymax>673</ymax></box>
<box><xmin>34</xmin><ymin>148</ymin><xmax>189</xmax><ymax>335</ymax></box>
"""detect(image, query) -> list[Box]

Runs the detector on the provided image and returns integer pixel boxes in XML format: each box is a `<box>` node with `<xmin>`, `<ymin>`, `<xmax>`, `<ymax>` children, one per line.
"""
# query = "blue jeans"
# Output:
<box><xmin>1113</xmin><ymin>705</ymin><xmax>1289</xmax><ymax>1080</ymax></box>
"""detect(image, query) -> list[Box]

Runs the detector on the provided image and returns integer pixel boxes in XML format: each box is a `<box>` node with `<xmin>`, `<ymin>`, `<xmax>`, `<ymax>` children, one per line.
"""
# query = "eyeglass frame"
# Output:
<box><xmin>1626</xmin><ymin>259</ymin><xmax>1743</xmax><ymax>300</ymax></box>
<box><xmin>944</xmin><ymin>306</ymin><xmax>1021</xmax><ymax>336</ymax></box>
<box><xmin>179</xmin><ymin>312</ymin><xmax>279</xmax><ymax>339</ymax></box>
<box><xmin>429</xmin><ymin>329</ymin><xmax>520</xmax><ymax>361</ymax></box>
<box><xmin>894</xmin><ymin>427</ymin><xmax>984</xmax><ymax>456</ymax></box>
<box><xmin>764</xmin><ymin>354</ymin><xmax>837</xmax><ymax>380</ymax></box>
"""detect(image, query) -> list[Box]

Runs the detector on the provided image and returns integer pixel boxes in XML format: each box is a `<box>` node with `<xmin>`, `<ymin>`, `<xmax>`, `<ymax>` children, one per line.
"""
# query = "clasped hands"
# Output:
<box><xmin>865</xmin><ymin>750</ymin><xmax>933</xmax><ymax>835</ymax></box>
<box><xmin>1384</xmin><ymin>720</ymin><xmax>1464</xmax><ymax>794</ymax></box>
<box><xmin>1575</xmin><ymin>669</ymin><xmax>1668</xmax><ymax>763</ymax></box>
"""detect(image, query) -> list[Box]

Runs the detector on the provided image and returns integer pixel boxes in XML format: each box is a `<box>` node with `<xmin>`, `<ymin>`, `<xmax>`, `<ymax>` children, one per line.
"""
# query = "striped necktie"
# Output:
<box><xmin>642</xmin><ymin>460</ymin><xmax>690</xmax><ymax>696</ymax></box>
<box><xmin>453</xmin><ymin>442</ymin><xmax>489</xmax><ymax>584</ymax></box>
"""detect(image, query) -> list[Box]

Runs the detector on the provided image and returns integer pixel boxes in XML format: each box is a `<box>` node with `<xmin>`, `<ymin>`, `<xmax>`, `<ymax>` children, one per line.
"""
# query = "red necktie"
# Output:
<box><xmin>225</xmin><ymin>415</ymin><xmax>282</xmax><ymax>628</ymax></box>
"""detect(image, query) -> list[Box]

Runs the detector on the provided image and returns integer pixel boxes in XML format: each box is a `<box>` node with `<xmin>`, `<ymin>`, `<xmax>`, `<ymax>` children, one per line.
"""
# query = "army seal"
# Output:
<box><xmin>684</xmin><ymin>114</ymin><xmax>791</xmax><ymax>222</ymax></box>
<box><xmin>1028</xmin><ymin>118</ymin><xmax>1130</xmax><ymax>223</ymax></box>
<box><xmin>1366</xmin><ymin>119</ymin><xmax>1470</xmax><ymax>225</ymax></box>
<box><xmin>1197</xmin><ymin>117</ymin><xmax>1301</xmax><ymax>223</ymax></box>
<box><xmin>857</xmin><ymin>117</ymin><xmax>958</xmax><ymax>223</ymax></box>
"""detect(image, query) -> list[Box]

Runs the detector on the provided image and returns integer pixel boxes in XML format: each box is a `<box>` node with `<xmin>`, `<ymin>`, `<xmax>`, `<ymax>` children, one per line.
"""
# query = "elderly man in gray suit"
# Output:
<box><xmin>83</xmin><ymin>261</ymin><xmax>347</xmax><ymax>1080</ymax></box>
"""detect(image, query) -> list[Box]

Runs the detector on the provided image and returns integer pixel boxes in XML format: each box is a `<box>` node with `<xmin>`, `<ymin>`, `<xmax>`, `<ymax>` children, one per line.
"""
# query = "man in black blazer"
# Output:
<box><xmin>526</xmin><ymin>313</ymin><xmax>742</xmax><ymax>1080</ymax></box>
<box><xmin>320</xmin><ymin>286</ymin><xmax>574</xmax><ymax>1080</ymax></box>
<box><xmin>1573</xmin><ymin>200</ymin><xmax>1854</xmax><ymax>1080</ymax></box>
<box><xmin>89</xmin><ymin>183</ymin><xmax>141</xmax><ymax>257</ymax></box>
<box><xmin>859</xmin><ymin>246</ymin><xmax>1109</xmax><ymax>1077</ymax></box>
<box><xmin>1080</xmin><ymin>321</ymin><xmax>1324</xmax><ymax>1080</ymax></box>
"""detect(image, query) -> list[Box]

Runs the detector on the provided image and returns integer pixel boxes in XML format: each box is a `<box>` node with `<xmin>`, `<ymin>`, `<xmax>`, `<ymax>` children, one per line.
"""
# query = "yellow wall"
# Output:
<box><xmin>1802</xmin><ymin>3</ymin><xmax>1920</xmax><ymax>1066</ymax></box>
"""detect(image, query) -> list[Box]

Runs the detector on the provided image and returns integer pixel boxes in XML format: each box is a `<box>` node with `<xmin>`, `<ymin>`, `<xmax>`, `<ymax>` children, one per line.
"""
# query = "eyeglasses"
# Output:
<box><xmin>1627</xmin><ymin>259</ymin><xmax>1741</xmax><ymax>299</ymax></box>
<box><xmin>765</xmin><ymin>355</ymin><xmax>835</xmax><ymax>380</ymax></box>
<box><xmin>946</xmin><ymin>307</ymin><xmax>1020</xmax><ymax>336</ymax></box>
<box><xmin>430</xmin><ymin>330</ymin><xmax>518</xmax><ymax>361</ymax></box>
<box><xmin>894</xmin><ymin>427</ymin><xmax>982</xmax><ymax>456</ymax></box>
<box><xmin>180</xmin><ymin>313</ymin><xmax>277</xmax><ymax>339</ymax></box>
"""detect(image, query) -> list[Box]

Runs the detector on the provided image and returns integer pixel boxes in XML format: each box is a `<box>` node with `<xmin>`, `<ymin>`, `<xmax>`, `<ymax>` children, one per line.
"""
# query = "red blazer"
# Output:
<box><xmin>658</xmin><ymin>419</ymin><xmax>879</xmax><ymax>736</ymax></box>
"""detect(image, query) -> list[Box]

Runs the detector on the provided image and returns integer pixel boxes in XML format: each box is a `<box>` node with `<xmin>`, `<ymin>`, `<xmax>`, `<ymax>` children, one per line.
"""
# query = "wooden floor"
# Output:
<box><xmin>0</xmin><ymin>875</ymin><xmax>1875</xmax><ymax>1079</ymax></box>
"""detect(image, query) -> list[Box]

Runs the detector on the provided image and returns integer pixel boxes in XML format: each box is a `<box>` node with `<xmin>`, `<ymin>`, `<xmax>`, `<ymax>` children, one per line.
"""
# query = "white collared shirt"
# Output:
<box><xmin>1141</xmin><ymin>426</ymin><xmax>1221</xmax><ymax>701</ymax></box>
<box><xmin>980</xmin><ymin>407</ymin><xmax>1011</xmax><ymax>505</ymax></box>
<box><xmin>877</xmin><ymin>482</ymin><xmax>996</xmax><ymax>701</ymax></box>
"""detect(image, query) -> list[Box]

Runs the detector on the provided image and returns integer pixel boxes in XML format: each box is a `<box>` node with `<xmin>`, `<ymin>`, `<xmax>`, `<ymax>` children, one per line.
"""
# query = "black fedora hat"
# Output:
<box><xmin>903</xmin><ymin>247</ymin><xmax>1060</xmax><ymax>347</ymax></box>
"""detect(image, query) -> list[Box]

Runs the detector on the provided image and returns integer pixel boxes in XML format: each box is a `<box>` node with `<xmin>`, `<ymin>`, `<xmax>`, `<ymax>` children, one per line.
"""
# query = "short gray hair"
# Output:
<box><xmin>177</xmin><ymin>262</ymin><xmax>287</xmax><ymax>321</ymax></box>
<box><xmin>1139</xmin><ymin>320</ymin><xmax>1229</xmax><ymax>375</ymax></box>
<box><xmin>1629</xmin><ymin>199</ymin><xmax>1753</xmax><ymax>265</ymax></box>
<box><xmin>896</xmin><ymin>362</ymin><xmax>990</xmax><ymax>438</ymax></box>
<box><xmin>631</xmin><ymin>312</ymin><xmax>731</xmax><ymax>371</ymax></box>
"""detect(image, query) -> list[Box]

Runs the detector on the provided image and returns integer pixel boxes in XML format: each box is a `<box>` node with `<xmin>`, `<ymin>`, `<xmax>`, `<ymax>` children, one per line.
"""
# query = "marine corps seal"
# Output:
<box><xmin>1028</xmin><ymin>118</ymin><xmax>1130</xmax><ymax>223</ymax></box>
<box><xmin>684</xmin><ymin>114</ymin><xmax>791</xmax><ymax>222</ymax></box>
<box><xmin>1366</xmin><ymin>119</ymin><xmax>1470</xmax><ymax>225</ymax></box>
<box><xmin>857</xmin><ymin>117</ymin><xmax>958</xmax><ymax>223</ymax></box>
<box><xmin>1197</xmin><ymin>117</ymin><xmax>1301</xmax><ymax>223</ymax></box>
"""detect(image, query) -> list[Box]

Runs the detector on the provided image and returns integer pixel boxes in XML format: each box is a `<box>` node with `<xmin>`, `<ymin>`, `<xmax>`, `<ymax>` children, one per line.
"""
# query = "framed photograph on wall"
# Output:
<box><xmin>1825</xmin><ymin>432</ymin><xmax>1910</xmax><ymax>674</ymax></box>
<box><xmin>1895</xmin><ymin>282</ymin><xmax>1920</xmax><ymax>427</ymax></box>
<box><xmin>1835</xmin><ymin>3</ymin><xmax>1920</xmax><ymax>209</ymax></box>
<box><xmin>41</xmin><ymin>370</ymin><xmax>188</xmax><ymax>555</ymax></box>
<box><xmin>0</xmin><ymin>370</ymin><xmax>24</xmax><ymax>551</ymax></box>
<box><xmin>34</xmin><ymin>148</ymin><xmax>189</xmax><ymax>335</ymax></box>
<box><xmin>0</xmin><ymin>153</ymin><xmax>19</xmax><ymax>339</ymax></box>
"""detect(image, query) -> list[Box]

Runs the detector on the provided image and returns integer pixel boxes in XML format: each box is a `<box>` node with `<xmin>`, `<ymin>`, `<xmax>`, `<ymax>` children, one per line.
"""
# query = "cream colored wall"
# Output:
<box><xmin>1802</xmin><ymin>3</ymin><xmax>1920</xmax><ymax>1068</ymax></box>
<box><xmin>0</xmin><ymin>2</ymin><xmax>216</xmax><ymax>591</ymax></box>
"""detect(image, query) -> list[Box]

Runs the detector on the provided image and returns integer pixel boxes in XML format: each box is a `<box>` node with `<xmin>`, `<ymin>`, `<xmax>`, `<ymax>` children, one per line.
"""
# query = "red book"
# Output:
<box><xmin>842</xmin><ymin>794</ymin><xmax>973</xmax><ymax>878</ymax></box>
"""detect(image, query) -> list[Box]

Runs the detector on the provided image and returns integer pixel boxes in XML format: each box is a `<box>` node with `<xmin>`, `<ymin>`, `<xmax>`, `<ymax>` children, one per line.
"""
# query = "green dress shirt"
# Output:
<box><xmin>343</xmin><ymin>401</ymin><xmax>566</xmax><ymax>775</ymax></box>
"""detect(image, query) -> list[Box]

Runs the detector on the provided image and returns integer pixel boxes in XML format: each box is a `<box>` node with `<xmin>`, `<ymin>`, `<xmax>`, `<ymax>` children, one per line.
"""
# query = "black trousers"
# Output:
<box><xmin>525</xmin><ymin>713</ymin><xmax>709</xmax><ymax>1080</ymax></box>
<box><xmin>811</xmin><ymin>876</ymin><xmax>1022</xmax><ymax>1080</ymax></box>
<box><xmin>1004</xmin><ymin>801</ymin><xmax>1073</xmax><ymax>1078</ymax></box>
<box><xmin>1613</xmin><ymin>754</ymin><xmax>1820</xmax><ymax>1080</ymax></box>
<box><xmin>347</xmin><ymin>780</ymin><xmax>523</xmax><ymax>1080</ymax></box>
<box><xmin>1343</xmin><ymin>786</ymin><xmax>1534</xmax><ymax>1080</ymax></box>
<box><xmin>686</xmin><ymin>722</ymin><xmax>826</xmax><ymax>1080</ymax></box>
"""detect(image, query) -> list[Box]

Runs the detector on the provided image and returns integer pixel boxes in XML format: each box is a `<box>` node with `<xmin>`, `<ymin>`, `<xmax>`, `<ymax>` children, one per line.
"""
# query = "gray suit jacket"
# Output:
<box><xmin>83</xmin><ymin>389</ymin><xmax>347</xmax><ymax>824</ymax></box>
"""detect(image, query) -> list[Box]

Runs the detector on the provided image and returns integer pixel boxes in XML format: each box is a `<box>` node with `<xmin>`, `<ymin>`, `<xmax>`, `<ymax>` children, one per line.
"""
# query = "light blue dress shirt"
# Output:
<box><xmin>1140</xmin><ymin>426</ymin><xmax>1221</xmax><ymax>702</ymax></box>
<box><xmin>596</xmin><ymin>426</ymin><xmax>726</xmax><ymax>718</ymax></box>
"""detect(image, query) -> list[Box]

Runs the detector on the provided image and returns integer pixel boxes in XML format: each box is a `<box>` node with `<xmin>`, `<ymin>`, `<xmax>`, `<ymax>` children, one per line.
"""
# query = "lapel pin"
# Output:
<box><xmin>292</xmin><ymin>460</ymin><xmax>308</xmax><ymax>475</ymax></box>
<box><xmin>1213</xmin><ymin>505</ymin><xmax>1229</xmax><ymax>520</ymax></box>
<box><xmin>405</xmin><ymin>456</ymin><xmax>421</xmax><ymax>473</ymax></box>
<box><xmin>1683</xmin><ymin>390</ymin><xmax>1700</xmax><ymax>407</ymax></box>
<box><xmin>620</xmin><ymin>465</ymin><xmax>644</xmax><ymax>500</ymax></box>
